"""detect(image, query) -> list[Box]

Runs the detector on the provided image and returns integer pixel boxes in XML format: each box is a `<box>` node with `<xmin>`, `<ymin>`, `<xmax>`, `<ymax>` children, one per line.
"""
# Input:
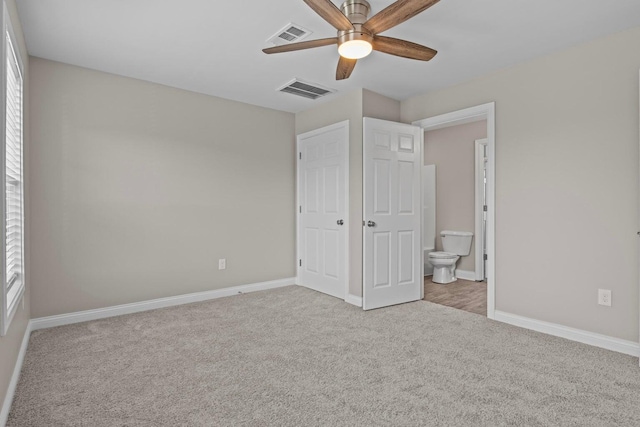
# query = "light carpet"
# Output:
<box><xmin>8</xmin><ymin>286</ymin><xmax>640</xmax><ymax>426</ymax></box>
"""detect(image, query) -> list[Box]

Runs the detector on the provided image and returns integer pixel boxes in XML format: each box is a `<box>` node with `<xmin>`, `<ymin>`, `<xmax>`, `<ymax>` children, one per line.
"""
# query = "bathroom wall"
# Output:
<box><xmin>424</xmin><ymin>121</ymin><xmax>487</xmax><ymax>273</ymax></box>
<box><xmin>402</xmin><ymin>25</ymin><xmax>640</xmax><ymax>342</ymax></box>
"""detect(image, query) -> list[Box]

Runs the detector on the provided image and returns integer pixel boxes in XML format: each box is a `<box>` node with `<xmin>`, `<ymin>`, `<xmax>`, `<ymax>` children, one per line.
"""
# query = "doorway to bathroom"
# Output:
<box><xmin>412</xmin><ymin>103</ymin><xmax>496</xmax><ymax>319</ymax></box>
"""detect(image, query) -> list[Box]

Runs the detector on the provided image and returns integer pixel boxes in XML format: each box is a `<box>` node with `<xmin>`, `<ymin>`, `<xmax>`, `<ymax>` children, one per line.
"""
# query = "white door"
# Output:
<box><xmin>363</xmin><ymin>118</ymin><xmax>422</xmax><ymax>310</ymax></box>
<box><xmin>297</xmin><ymin>121</ymin><xmax>349</xmax><ymax>300</ymax></box>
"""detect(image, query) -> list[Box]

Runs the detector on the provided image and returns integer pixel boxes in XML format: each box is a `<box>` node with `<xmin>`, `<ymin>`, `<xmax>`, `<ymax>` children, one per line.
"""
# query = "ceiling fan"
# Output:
<box><xmin>263</xmin><ymin>0</ymin><xmax>440</xmax><ymax>80</ymax></box>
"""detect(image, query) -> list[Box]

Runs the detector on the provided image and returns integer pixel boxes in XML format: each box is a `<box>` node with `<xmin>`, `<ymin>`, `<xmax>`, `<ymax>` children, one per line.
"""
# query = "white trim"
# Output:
<box><xmin>419</xmin><ymin>131</ymin><xmax>425</xmax><ymax>300</ymax></box>
<box><xmin>494</xmin><ymin>310</ymin><xmax>640</xmax><ymax>357</ymax></box>
<box><xmin>412</xmin><ymin>104</ymin><xmax>489</xmax><ymax>131</ymax></box>
<box><xmin>1</xmin><ymin>1</ymin><xmax>26</xmax><ymax>337</ymax></box>
<box><xmin>31</xmin><ymin>277</ymin><xmax>296</xmax><ymax>331</ymax></box>
<box><xmin>296</xmin><ymin>121</ymin><xmax>350</xmax><ymax>302</ymax></box>
<box><xmin>474</xmin><ymin>139</ymin><xmax>488</xmax><ymax>282</ymax></box>
<box><xmin>345</xmin><ymin>294</ymin><xmax>362</xmax><ymax>307</ymax></box>
<box><xmin>0</xmin><ymin>1</ymin><xmax>6</xmax><ymax>333</ymax></box>
<box><xmin>413</xmin><ymin>114</ymin><xmax>486</xmax><ymax>132</ymax></box>
<box><xmin>413</xmin><ymin>102</ymin><xmax>496</xmax><ymax>320</ymax></box>
<box><xmin>455</xmin><ymin>269</ymin><xmax>477</xmax><ymax>281</ymax></box>
<box><xmin>0</xmin><ymin>320</ymin><xmax>31</xmax><ymax>427</ymax></box>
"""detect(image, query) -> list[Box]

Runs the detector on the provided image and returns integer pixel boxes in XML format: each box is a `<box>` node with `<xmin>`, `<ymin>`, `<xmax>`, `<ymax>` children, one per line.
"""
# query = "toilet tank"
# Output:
<box><xmin>441</xmin><ymin>230</ymin><xmax>473</xmax><ymax>256</ymax></box>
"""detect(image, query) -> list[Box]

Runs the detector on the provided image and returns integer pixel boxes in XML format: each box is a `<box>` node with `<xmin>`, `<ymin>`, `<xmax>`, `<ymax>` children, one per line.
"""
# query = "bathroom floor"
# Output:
<box><xmin>423</xmin><ymin>277</ymin><xmax>487</xmax><ymax>316</ymax></box>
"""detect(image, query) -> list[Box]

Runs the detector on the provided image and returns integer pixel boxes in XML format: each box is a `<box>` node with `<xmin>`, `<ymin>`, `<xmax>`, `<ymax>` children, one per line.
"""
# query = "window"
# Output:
<box><xmin>1</xmin><ymin>6</ymin><xmax>24</xmax><ymax>336</ymax></box>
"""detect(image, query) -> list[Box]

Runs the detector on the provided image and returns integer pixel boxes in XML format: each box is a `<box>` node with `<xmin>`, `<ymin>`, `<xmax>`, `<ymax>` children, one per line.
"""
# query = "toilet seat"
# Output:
<box><xmin>428</xmin><ymin>251</ymin><xmax>457</xmax><ymax>259</ymax></box>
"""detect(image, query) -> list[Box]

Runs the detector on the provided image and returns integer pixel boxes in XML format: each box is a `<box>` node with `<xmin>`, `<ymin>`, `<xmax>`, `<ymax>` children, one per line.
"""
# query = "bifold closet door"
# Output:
<box><xmin>297</xmin><ymin>121</ymin><xmax>349</xmax><ymax>300</ymax></box>
<box><xmin>363</xmin><ymin>118</ymin><xmax>422</xmax><ymax>310</ymax></box>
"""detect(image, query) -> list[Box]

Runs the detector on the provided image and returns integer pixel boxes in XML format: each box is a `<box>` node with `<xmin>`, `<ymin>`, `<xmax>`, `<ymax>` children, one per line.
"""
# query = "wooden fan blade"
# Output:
<box><xmin>336</xmin><ymin>56</ymin><xmax>357</xmax><ymax>80</ymax></box>
<box><xmin>262</xmin><ymin>38</ymin><xmax>338</xmax><ymax>54</ymax></box>
<box><xmin>304</xmin><ymin>0</ymin><xmax>354</xmax><ymax>31</ymax></box>
<box><xmin>364</xmin><ymin>0</ymin><xmax>440</xmax><ymax>34</ymax></box>
<box><xmin>372</xmin><ymin>36</ymin><xmax>437</xmax><ymax>61</ymax></box>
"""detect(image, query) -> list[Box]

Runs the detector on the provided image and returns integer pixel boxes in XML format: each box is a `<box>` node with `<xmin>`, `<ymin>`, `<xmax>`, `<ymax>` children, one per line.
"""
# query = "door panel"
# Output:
<box><xmin>398</xmin><ymin>161</ymin><xmax>414</xmax><ymax>214</ymax></box>
<box><xmin>398</xmin><ymin>231</ymin><xmax>415</xmax><ymax>285</ymax></box>
<box><xmin>297</xmin><ymin>122</ymin><xmax>349</xmax><ymax>300</ymax></box>
<box><xmin>304</xmin><ymin>228</ymin><xmax>319</xmax><ymax>273</ymax></box>
<box><xmin>373</xmin><ymin>231</ymin><xmax>391</xmax><ymax>288</ymax></box>
<box><xmin>374</xmin><ymin>159</ymin><xmax>391</xmax><ymax>214</ymax></box>
<box><xmin>324</xmin><ymin>166</ymin><xmax>339</xmax><ymax>213</ymax></box>
<box><xmin>373</xmin><ymin>159</ymin><xmax>391</xmax><ymax>215</ymax></box>
<box><xmin>363</xmin><ymin>118</ymin><xmax>422</xmax><ymax>310</ymax></box>
<box><xmin>324</xmin><ymin>229</ymin><xmax>339</xmax><ymax>279</ymax></box>
<box><xmin>305</xmin><ymin>169</ymin><xmax>319</xmax><ymax>213</ymax></box>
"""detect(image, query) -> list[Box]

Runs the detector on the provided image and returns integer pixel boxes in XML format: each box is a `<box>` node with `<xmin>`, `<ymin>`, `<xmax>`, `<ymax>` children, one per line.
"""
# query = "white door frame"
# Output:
<box><xmin>296</xmin><ymin>120</ymin><xmax>350</xmax><ymax>301</ymax></box>
<box><xmin>475</xmin><ymin>138</ymin><xmax>488</xmax><ymax>281</ymax></box>
<box><xmin>413</xmin><ymin>102</ymin><xmax>496</xmax><ymax>319</ymax></box>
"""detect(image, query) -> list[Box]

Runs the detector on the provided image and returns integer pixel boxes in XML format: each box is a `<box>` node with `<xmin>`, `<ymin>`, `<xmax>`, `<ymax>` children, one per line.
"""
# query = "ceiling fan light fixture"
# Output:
<box><xmin>264</xmin><ymin>0</ymin><xmax>441</xmax><ymax>80</ymax></box>
<box><xmin>338</xmin><ymin>39</ymin><xmax>372</xmax><ymax>59</ymax></box>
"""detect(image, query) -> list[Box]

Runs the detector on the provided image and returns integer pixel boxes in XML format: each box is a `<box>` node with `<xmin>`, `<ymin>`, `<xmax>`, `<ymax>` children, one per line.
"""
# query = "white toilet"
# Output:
<box><xmin>428</xmin><ymin>230</ymin><xmax>473</xmax><ymax>284</ymax></box>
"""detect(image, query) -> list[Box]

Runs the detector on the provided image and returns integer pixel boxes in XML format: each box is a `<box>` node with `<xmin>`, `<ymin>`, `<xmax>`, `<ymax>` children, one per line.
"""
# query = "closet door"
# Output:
<box><xmin>363</xmin><ymin>118</ymin><xmax>422</xmax><ymax>310</ymax></box>
<box><xmin>297</xmin><ymin>121</ymin><xmax>349</xmax><ymax>300</ymax></box>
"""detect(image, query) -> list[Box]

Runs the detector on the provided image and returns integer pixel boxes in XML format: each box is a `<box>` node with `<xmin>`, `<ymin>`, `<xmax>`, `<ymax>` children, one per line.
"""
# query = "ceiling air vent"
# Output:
<box><xmin>278</xmin><ymin>79</ymin><xmax>335</xmax><ymax>100</ymax></box>
<box><xmin>267</xmin><ymin>23</ymin><xmax>312</xmax><ymax>46</ymax></box>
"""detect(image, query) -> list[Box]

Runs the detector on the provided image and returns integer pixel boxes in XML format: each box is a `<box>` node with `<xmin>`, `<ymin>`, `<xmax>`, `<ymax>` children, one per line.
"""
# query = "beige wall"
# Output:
<box><xmin>402</xmin><ymin>26</ymin><xmax>640</xmax><ymax>342</ymax></box>
<box><xmin>425</xmin><ymin>121</ymin><xmax>486</xmax><ymax>272</ymax></box>
<box><xmin>295</xmin><ymin>89</ymin><xmax>400</xmax><ymax>298</ymax></box>
<box><xmin>29</xmin><ymin>57</ymin><xmax>296</xmax><ymax>318</ymax></box>
<box><xmin>0</xmin><ymin>0</ymin><xmax>30</xmax><ymax>415</ymax></box>
<box><xmin>363</xmin><ymin>89</ymin><xmax>401</xmax><ymax>122</ymax></box>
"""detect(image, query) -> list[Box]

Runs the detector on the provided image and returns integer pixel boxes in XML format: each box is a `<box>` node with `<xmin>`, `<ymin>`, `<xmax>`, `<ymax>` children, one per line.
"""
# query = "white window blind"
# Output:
<box><xmin>2</xmin><ymin>20</ymin><xmax>23</xmax><ymax>335</ymax></box>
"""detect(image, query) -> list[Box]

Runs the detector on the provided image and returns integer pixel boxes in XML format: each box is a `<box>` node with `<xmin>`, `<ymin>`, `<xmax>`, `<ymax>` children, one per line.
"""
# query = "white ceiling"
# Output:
<box><xmin>16</xmin><ymin>0</ymin><xmax>640</xmax><ymax>113</ymax></box>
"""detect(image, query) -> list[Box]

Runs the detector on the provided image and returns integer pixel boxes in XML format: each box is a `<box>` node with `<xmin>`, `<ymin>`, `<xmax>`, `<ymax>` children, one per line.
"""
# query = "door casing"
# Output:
<box><xmin>475</xmin><ymin>138</ymin><xmax>488</xmax><ymax>281</ymax></box>
<box><xmin>413</xmin><ymin>102</ymin><xmax>496</xmax><ymax>319</ymax></box>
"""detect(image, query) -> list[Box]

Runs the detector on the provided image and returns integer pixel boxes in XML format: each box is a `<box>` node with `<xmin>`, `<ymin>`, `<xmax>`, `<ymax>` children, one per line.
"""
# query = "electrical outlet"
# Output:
<box><xmin>218</xmin><ymin>258</ymin><xmax>226</xmax><ymax>270</ymax></box>
<box><xmin>598</xmin><ymin>289</ymin><xmax>611</xmax><ymax>307</ymax></box>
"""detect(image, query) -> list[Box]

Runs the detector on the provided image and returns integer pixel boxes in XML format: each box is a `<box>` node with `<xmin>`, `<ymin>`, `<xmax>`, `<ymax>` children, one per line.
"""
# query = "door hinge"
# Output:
<box><xmin>299</xmin><ymin>259</ymin><xmax>302</xmax><ymax>267</ymax></box>
<box><xmin>299</xmin><ymin>205</ymin><xmax>302</xmax><ymax>213</ymax></box>
<box><xmin>484</xmin><ymin>254</ymin><xmax>488</xmax><ymax>261</ymax></box>
<box><xmin>299</xmin><ymin>152</ymin><xmax>302</xmax><ymax>160</ymax></box>
<box><xmin>483</xmin><ymin>205</ymin><xmax>488</xmax><ymax>212</ymax></box>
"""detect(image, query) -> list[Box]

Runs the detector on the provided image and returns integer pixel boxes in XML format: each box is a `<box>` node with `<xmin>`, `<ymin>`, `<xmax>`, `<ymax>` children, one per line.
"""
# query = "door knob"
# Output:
<box><xmin>337</xmin><ymin>219</ymin><xmax>344</xmax><ymax>226</ymax></box>
<box><xmin>367</xmin><ymin>221</ymin><xmax>376</xmax><ymax>227</ymax></box>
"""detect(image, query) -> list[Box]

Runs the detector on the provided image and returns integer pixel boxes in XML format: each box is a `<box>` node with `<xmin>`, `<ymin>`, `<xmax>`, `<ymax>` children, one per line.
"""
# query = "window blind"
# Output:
<box><xmin>4</xmin><ymin>27</ymin><xmax>23</xmax><ymax>320</ymax></box>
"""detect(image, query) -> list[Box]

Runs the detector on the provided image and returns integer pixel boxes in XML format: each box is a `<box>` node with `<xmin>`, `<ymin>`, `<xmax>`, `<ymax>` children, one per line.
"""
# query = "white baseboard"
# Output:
<box><xmin>345</xmin><ymin>294</ymin><xmax>362</xmax><ymax>307</ymax></box>
<box><xmin>31</xmin><ymin>277</ymin><xmax>296</xmax><ymax>331</ymax></box>
<box><xmin>455</xmin><ymin>269</ymin><xmax>478</xmax><ymax>281</ymax></box>
<box><xmin>1</xmin><ymin>321</ymin><xmax>31</xmax><ymax>427</ymax></box>
<box><xmin>494</xmin><ymin>310</ymin><xmax>640</xmax><ymax>357</ymax></box>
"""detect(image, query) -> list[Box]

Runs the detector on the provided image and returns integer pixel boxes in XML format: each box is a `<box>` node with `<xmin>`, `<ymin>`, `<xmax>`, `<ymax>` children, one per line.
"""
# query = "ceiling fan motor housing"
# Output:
<box><xmin>340</xmin><ymin>0</ymin><xmax>371</xmax><ymax>24</ymax></box>
<box><xmin>338</xmin><ymin>0</ymin><xmax>373</xmax><ymax>46</ymax></box>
